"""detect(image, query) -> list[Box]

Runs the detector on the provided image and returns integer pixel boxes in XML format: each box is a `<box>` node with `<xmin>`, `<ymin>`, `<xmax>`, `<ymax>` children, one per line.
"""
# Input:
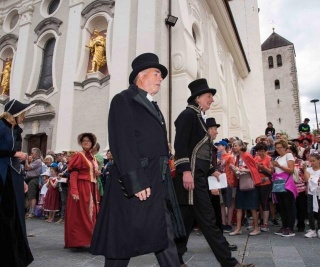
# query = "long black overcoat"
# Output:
<box><xmin>90</xmin><ymin>85</ymin><xmax>174</xmax><ymax>258</ymax></box>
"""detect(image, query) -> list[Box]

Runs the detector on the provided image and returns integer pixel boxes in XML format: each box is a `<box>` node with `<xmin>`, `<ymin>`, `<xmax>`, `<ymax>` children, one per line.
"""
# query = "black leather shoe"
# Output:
<box><xmin>229</xmin><ymin>244</ymin><xmax>238</xmax><ymax>251</ymax></box>
<box><xmin>234</xmin><ymin>263</ymin><xmax>255</xmax><ymax>267</ymax></box>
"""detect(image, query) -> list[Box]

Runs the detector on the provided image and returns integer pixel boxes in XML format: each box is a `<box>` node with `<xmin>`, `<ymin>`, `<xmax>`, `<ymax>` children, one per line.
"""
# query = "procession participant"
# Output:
<box><xmin>90</xmin><ymin>53</ymin><xmax>184</xmax><ymax>267</ymax></box>
<box><xmin>173</xmin><ymin>78</ymin><xmax>254</xmax><ymax>267</ymax></box>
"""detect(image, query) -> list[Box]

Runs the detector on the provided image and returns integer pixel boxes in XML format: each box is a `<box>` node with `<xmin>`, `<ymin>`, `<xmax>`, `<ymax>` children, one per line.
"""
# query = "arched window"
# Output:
<box><xmin>275</xmin><ymin>79</ymin><xmax>280</xmax><ymax>89</ymax></box>
<box><xmin>48</xmin><ymin>0</ymin><xmax>60</xmax><ymax>15</ymax></box>
<box><xmin>268</xmin><ymin>56</ymin><xmax>273</xmax><ymax>68</ymax></box>
<box><xmin>277</xmin><ymin>54</ymin><xmax>282</xmax><ymax>67</ymax></box>
<box><xmin>37</xmin><ymin>38</ymin><xmax>55</xmax><ymax>90</ymax></box>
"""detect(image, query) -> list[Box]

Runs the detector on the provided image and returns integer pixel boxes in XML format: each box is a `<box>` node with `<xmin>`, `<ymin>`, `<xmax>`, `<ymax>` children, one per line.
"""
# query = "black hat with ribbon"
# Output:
<box><xmin>187</xmin><ymin>78</ymin><xmax>217</xmax><ymax>103</ymax></box>
<box><xmin>129</xmin><ymin>53</ymin><xmax>168</xmax><ymax>84</ymax></box>
<box><xmin>4</xmin><ymin>99</ymin><xmax>35</xmax><ymax>117</ymax></box>
<box><xmin>206</xmin><ymin>117</ymin><xmax>220</xmax><ymax>128</ymax></box>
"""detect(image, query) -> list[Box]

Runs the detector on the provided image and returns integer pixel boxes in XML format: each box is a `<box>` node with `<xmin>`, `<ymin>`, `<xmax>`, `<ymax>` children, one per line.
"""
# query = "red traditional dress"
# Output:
<box><xmin>43</xmin><ymin>178</ymin><xmax>60</xmax><ymax>211</ymax></box>
<box><xmin>64</xmin><ymin>151</ymin><xmax>99</xmax><ymax>248</ymax></box>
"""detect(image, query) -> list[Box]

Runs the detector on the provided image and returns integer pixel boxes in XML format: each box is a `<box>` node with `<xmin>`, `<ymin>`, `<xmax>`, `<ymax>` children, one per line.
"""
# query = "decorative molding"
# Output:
<box><xmin>24</xmin><ymin>99</ymin><xmax>55</xmax><ymax>122</ymax></box>
<box><xmin>18</xmin><ymin>5</ymin><xmax>34</xmax><ymax>26</ymax></box>
<box><xmin>74</xmin><ymin>74</ymin><xmax>110</xmax><ymax>91</ymax></box>
<box><xmin>69</xmin><ymin>0</ymin><xmax>85</xmax><ymax>8</ymax></box>
<box><xmin>0</xmin><ymin>94</ymin><xmax>10</xmax><ymax>105</ymax></box>
<box><xmin>34</xmin><ymin>17</ymin><xmax>63</xmax><ymax>40</ymax></box>
<box><xmin>81</xmin><ymin>0</ymin><xmax>115</xmax><ymax>26</ymax></box>
<box><xmin>25</xmin><ymin>87</ymin><xmax>55</xmax><ymax>98</ymax></box>
<box><xmin>0</xmin><ymin>34</ymin><xmax>18</xmax><ymax>51</ymax></box>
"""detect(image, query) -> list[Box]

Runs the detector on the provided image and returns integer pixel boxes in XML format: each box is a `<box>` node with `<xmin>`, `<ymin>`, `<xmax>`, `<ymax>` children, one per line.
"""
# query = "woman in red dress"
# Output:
<box><xmin>64</xmin><ymin>133</ymin><xmax>100</xmax><ymax>248</ymax></box>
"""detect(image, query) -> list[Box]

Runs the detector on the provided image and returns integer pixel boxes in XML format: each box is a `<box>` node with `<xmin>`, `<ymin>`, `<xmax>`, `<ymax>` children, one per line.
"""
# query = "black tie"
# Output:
<box><xmin>152</xmin><ymin>101</ymin><xmax>161</xmax><ymax>117</ymax></box>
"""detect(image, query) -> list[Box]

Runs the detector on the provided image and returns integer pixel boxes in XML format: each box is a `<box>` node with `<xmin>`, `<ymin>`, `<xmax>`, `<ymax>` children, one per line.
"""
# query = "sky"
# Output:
<box><xmin>257</xmin><ymin>0</ymin><xmax>320</xmax><ymax>131</ymax></box>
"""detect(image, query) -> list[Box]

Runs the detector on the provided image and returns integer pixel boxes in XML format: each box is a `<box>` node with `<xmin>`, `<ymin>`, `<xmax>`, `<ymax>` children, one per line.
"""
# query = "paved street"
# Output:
<box><xmin>27</xmin><ymin>218</ymin><xmax>320</xmax><ymax>267</ymax></box>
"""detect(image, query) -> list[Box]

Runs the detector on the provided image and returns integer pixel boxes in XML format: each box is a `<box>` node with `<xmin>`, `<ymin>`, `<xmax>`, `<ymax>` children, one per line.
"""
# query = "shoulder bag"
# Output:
<box><xmin>272</xmin><ymin>174</ymin><xmax>290</xmax><ymax>193</ymax></box>
<box><xmin>238</xmin><ymin>171</ymin><xmax>255</xmax><ymax>191</ymax></box>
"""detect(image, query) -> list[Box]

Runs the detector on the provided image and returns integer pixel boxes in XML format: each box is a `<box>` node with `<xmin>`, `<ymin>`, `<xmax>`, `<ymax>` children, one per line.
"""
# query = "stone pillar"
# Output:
<box><xmin>55</xmin><ymin>0</ymin><xmax>85</xmax><ymax>151</ymax></box>
<box><xmin>108</xmin><ymin>0</ymin><xmax>138</xmax><ymax>102</ymax></box>
<box><xmin>10</xmin><ymin>5</ymin><xmax>34</xmax><ymax>100</ymax></box>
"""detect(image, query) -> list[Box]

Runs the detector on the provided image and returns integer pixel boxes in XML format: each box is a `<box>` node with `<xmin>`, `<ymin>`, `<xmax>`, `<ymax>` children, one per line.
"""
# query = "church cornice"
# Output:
<box><xmin>34</xmin><ymin>17</ymin><xmax>63</xmax><ymax>38</ymax></box>
<box><xmin>81</xmin><ymin>0</ymin><xmax>115</xmax><ymax>22</ymax></box>
<box><xmin>206</xmin><ymin>0</ymin><xmax>250</xmax><ymax>77</ymax></box>
<box><xmin>0</xmin><ymin>33</ymin><xmax>18</xmax><ymax>51</ymax></box>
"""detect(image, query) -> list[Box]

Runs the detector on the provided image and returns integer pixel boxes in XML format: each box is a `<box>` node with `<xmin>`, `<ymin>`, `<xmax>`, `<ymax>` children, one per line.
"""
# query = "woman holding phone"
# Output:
<box><xmin>271</xmin><ymin>139</ymin><xmax>297</xmax><ymax>237</ymax></box>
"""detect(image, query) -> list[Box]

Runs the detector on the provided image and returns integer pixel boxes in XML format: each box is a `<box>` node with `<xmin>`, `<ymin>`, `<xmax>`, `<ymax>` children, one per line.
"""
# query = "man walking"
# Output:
<box><xmin>173</xmin><ymin>78</ymin><xmax>254</xmax><ymax>267</ymax></box>
<box><xmin>90</xmin><ymin>53</ymin><xmax>184</xmax><ymax>267</ymax></box>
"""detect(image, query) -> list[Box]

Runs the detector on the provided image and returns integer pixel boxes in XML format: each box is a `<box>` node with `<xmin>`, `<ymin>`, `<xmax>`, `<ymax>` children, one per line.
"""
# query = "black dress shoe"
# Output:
<box><xmin>234</xmin><ymin>263</ymin><xmax>255</xmax><ymax>267</ymax></box>
<box><xmin>229</xmin><ymin>244</ymin><xmax>238</xmax><ymax>251</ymax></box>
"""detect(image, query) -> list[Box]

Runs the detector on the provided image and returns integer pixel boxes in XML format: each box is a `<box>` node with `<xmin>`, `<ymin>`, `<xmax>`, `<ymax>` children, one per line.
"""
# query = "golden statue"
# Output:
<box><xmin>86</xmin><ymin>29</ymin><xmax>106</xmax><ymax>73</ymax></box>
<box><xmin>1</xmin><ymin>60</ymin><xmax>12</xmax><ymax>96</ymax></box>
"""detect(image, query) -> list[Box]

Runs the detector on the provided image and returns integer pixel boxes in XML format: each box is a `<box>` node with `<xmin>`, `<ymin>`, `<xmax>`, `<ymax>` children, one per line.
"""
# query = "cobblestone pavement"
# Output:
<box><xmin>26</xmin><ymin>218</ymin><xmax>320</xmax><ymax>267</ymax></box>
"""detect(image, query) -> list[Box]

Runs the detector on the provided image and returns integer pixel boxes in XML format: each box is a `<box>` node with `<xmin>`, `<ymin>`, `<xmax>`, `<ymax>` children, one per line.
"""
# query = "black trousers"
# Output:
<box><xmin>175</xmin><ymin>159</ymin><xmax>238</xmax><ymax>267</ymax></box>
<box><xmin>275</xmin><ymin>191</ymin><xmax>295</xmax><ymax>229</ymax></box>
<box><xmin>296</xmin><ymin>192</ymin><xmax>307</xmax><ymax>230</ymax></box>
<box><xmin>104</xmin><ymin>207</ymin><xmax>180</xmax><ymax>267</ymax></box>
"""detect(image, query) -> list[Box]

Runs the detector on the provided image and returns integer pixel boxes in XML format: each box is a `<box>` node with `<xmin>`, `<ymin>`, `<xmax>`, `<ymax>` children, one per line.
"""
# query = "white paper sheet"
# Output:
<box><xmin>208</xmin><ymin>173</ymin><xmax>228</xmax><ymax>189</ymax></box>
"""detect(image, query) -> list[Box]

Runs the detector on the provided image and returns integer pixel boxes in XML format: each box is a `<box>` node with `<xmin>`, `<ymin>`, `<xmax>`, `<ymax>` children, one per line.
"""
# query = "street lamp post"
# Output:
<box><xmin>310</xmin><ymin>99</ymin><xmax>319</xmax><ymax>132</ymax></box>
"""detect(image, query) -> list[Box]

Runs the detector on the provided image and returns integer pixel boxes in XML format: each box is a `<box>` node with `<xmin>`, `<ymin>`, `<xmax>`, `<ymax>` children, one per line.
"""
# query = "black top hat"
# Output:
<box><xmin>4</xmin><ymin>99</ymin><xmax>35</xmax><ymax>117</ymax></box>
<box><xmin>129</xmin><ymin>53</ymin><xmax>168</xmax><ymax>84</ymax></box>
<box><xmin>187</xmin><ymin>78</ymin><xmax>217</xmax><ymax>103</ymax></box>
<box><xmin>206</xmin><ymin>117</ymin><xmax>220</xmax><ymax>128</ymax></box>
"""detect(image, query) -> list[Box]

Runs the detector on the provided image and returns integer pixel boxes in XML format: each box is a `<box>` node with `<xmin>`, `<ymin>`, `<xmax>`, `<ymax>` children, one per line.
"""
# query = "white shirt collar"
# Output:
<box><xmin>146</xmin><ymin>94</ymin><xmax>153</xmax><ymax>102</ymax></box>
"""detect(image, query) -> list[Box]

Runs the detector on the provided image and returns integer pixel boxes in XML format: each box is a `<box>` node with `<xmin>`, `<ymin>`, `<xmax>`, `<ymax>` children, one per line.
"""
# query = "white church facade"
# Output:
<box><xmin>0</xmin><ymin>0</ymin><xmax>267</xmax><ymax>154</ymax></box>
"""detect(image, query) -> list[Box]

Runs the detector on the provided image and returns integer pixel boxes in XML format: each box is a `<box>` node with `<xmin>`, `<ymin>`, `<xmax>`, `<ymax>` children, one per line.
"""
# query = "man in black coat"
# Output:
<box><xmin>90</xmin><ymin>53</ymin><xmax>184</xmax><ymax>267</ymax></box>
<box><xmin>173</xmin><ymin>78</ymin><xmax>254</xmax><ymax>267</ymax></box>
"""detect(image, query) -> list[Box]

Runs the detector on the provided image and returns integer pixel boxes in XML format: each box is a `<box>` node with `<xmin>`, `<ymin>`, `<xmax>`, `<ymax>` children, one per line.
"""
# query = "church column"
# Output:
<box><xmin>10</xmin><ymin>5</ymin><xmax>34</xmax><ymax>100</ymax></box>
<box><xmin>55</xmin><ymin>0</ymin><xmax>85</xmax><ymax>151</ymax></box>
<box><xmin>108</xmin><ymin>0</ymin><xmax>138</xmax><ymax>101</ymax></box>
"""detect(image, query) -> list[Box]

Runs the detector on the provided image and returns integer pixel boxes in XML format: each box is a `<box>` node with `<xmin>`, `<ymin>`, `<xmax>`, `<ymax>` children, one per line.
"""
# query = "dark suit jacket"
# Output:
<box><xmin>91</xmin><ymin>84</ymin><xmax>184</xmax><ymax>258</ymax></box>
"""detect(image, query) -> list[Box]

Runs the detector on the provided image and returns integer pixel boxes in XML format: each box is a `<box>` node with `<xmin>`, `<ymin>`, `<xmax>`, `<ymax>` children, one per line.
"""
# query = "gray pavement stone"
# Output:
<box><xmin>26</xmin><ymin>218</ymin><xmax>320</xmax><ymax>267</ymax></box>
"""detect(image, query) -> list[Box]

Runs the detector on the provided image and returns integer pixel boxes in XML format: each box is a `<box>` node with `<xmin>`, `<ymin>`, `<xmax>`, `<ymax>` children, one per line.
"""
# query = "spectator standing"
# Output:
<box><xmin>271</xmin><ymin>139</ymin><xmax>297</xmax><ymax>237</ymax></box>
<box><xmin>287</xmin><ymin>145</ymin><xmax>307</xmax><ymax>232</ymax></box>
<box><xmin>311</xmin><ymin>134</ymin><xmax>320</xmax><ymax>152</ymax></box>
<box><xmin>25</xmin><ymin>147</ymin><xmax>42</xmax><ymax>218</ymax></box>
<box><xmin>254</xmin><ymin>142</ymin><xmax>273</xmax><ymax>232</ymax></box>
<box><xmin>43</xmin><ymin>165</ymin><xmax>60</xmax><ymax>222</ymax></box>
<box><xmin>215</xmin><ymin>140</ymin><xmax>237</xmax><ymax>233</ymax></box>
<box><xmin>229</xmin><ymin>140</ymin><xmax>261</xmax><ymax>236</ymax></box>
<box><xmin>304</xmin><ymin>153</ymin><xmax>320</xmax><ymax>238</ymax></box>
<box><xmin>91</xmin><ymin>143</ymin><xmax>104</xmax><ymax>197</ymax></box>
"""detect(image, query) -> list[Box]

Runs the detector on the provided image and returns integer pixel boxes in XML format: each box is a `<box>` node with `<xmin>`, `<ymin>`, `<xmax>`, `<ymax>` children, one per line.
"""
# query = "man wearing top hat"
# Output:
<box><xmin>90</xmin><ymin>53</ymin><xmax>184</xmax><ymax>266</ymax></box>
<box><xmin>173</xmin><ymin>78</ymin><xmax>254</xmax><ymax>267</ymax></box>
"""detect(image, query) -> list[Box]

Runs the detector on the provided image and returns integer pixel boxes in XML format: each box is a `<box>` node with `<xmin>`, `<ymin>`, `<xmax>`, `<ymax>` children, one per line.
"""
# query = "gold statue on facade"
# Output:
<box><xmin>1</xmin><ymin>59</ymin><xmax>12</xmax><ymax>96</ymax></box>
<box><xmin>86</xmin><ymin>29</ymin><xmax>106</xmax><ymax>73</ymax></box>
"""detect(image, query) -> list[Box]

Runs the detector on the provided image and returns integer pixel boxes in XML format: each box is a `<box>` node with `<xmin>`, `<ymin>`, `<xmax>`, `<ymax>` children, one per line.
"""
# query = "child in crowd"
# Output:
<box><xmin>37</xmin><ymin>170</ymin><xmax>51</xmax><ymax>218</ymax></box>
<box><xmin>215</xmin><ymin>140</ymin><xmax>237</xmax><ymax>233</ymax></box>
<box><xmin>43</xmin><ymin>165</ymin><xmax>60</xmax><ymax>222</ymax></box>
<box><xmin>304</xmin><ymin>153</ymin><xmax>320</xmax><ymax>238</ymax></box>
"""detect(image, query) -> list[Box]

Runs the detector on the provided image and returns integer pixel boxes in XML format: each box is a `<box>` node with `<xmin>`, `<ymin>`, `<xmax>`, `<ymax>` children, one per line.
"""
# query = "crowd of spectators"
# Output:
<box><xmin>201</xmin><ymin>121</ymin><xmax>320</xmax><ymax>239</ymax></box>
